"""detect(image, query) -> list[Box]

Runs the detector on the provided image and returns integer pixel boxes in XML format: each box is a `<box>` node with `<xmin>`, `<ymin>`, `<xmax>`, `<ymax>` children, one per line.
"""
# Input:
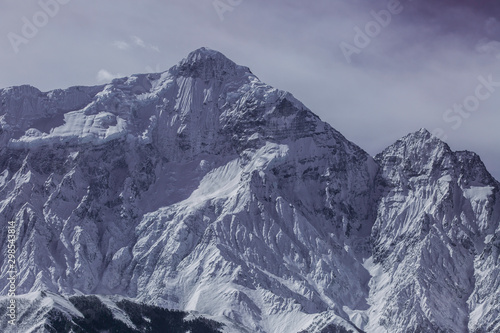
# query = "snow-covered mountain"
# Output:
<box><xmin>0</xmin><ymin>48</ymin><xmax>498</xmax><ymax>333</ymax></box>
<box><xmin>368</xmin><ymin>130</ymin><xmax>500</xmax><ymax>333</ymax></box>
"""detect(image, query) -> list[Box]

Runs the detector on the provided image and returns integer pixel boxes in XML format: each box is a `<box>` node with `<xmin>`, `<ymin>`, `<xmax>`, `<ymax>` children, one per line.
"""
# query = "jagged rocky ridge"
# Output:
<box><xmin>0</xmin><ymin>48</ymin><xmax>499</xmax><ymax>333</ymax></box>
<box><xmin>0</xmin><ymin>291</ymin><xmax>224</xmax><ymax>332</ymax></box>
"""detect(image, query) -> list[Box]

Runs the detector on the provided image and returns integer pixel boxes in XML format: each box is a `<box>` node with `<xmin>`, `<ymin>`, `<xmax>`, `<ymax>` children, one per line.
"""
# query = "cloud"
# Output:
<box><xmin>131</xmin><ymin>35</ymin><xmax>146</xmax><ymax>48</ymax></box>
<box><xmin>113</xmin><ymin>35</ymin><xmax>160</xmax><ymax>52</ymax></box>
<box><xmin>476</xmin><ymin>39</ymin><xmax>500</xmax><ymax>58</ymax></box>
<box><xmin>484</xmin><ymin>17</ymin><xmax>500</xmax><ymax>35</ymax></box>
<box><xmin>96</xmin><ymin>69</ymin><xmax>122</xmax><ymax>83</ymax></box>
<box><xmin>113</xmin><ymin>41</ymin><xmax>130</xmax><ymax>50</ymax></box>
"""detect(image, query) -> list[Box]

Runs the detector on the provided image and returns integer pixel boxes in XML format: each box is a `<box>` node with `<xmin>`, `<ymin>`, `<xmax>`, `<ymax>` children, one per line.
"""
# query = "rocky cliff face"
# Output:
<box><xmin>367</xmin><ymin>129</ymin><xmax>500</xmax><ymax>333</ymax></box>
<box><xmin>0</xmin><ymin>48</ymin><xmax>498</xmax><ymax>333</ymax></box>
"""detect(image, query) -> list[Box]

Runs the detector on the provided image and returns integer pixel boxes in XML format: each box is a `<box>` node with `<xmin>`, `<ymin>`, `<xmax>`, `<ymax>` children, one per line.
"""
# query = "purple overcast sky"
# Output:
<box><xmin>1</xmin><ymin>0</ymin><xmax>499</xmax><ymax>179</ymax></box>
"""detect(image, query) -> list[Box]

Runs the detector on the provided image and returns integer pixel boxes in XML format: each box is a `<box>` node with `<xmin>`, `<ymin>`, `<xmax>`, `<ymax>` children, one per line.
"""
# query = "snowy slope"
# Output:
<box><xmin>0</xmin><ymin>48</ymin><xmax>499</xmax><ymax>332</ymax></box>
<box><xmin>0</xmin><ymin>292</ymin><xmax>224</xmax><ymax>333</ymax></box>
<box><xmin>366</xmin><ymin>129</ymin><xmax>500</xmax><ymax>333</ymax></box>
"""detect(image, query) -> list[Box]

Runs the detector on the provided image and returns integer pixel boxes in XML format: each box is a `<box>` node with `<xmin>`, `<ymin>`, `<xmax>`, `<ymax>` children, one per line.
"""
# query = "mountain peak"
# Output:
<box><xmin>378</xmin><ymin>128</ymin><xmax>449</xmax><ymax>158</ymax></box>
<box><xmin>402</xmin><ymin>128</ymin><xmax>439</xmax><ymax>143</ymax></box>
<box><xmin>375</xmin><ymin>128</ymin><xmax>453</xmax><ymax>180</ymax></box>
<box><xmin>182</xmin><ymin>47</ymin><xmax>228</xmax><ymax>63</ymax></box>
<box><xmin>176</xmin><ymin>47</ymin><xmax>250</xmax><ymax>79</ymax></box>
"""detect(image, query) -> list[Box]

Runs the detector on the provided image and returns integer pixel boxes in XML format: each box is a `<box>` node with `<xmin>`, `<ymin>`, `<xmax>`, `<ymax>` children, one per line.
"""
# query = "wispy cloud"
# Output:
<box><xmin>131</xmin><ymin>35</ymin><xmax>146</xmax><ymax>48</ymax></box>
<box><xmin>113</xmin><ymin>40</ymin><xmax>130</xmax><ymax>50</ymax></box>
<box><xmin>96</xmin><ymin>69</ymin><xmax>122</xmax><ymax>83</ymax></box>
<box><xmin>113</xmin><ymin>35</ymin><xmax>159</xmax><ymax>52</ymax></box>
<box><xmin>476</xmin><ymin>39</ymin><xmax>500</xmax><ymax>58</ymax></box>
<box><xmin>484</xmin><ymin>17</ymin><xmax>500</xmax><ymax>35</ymax></box>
